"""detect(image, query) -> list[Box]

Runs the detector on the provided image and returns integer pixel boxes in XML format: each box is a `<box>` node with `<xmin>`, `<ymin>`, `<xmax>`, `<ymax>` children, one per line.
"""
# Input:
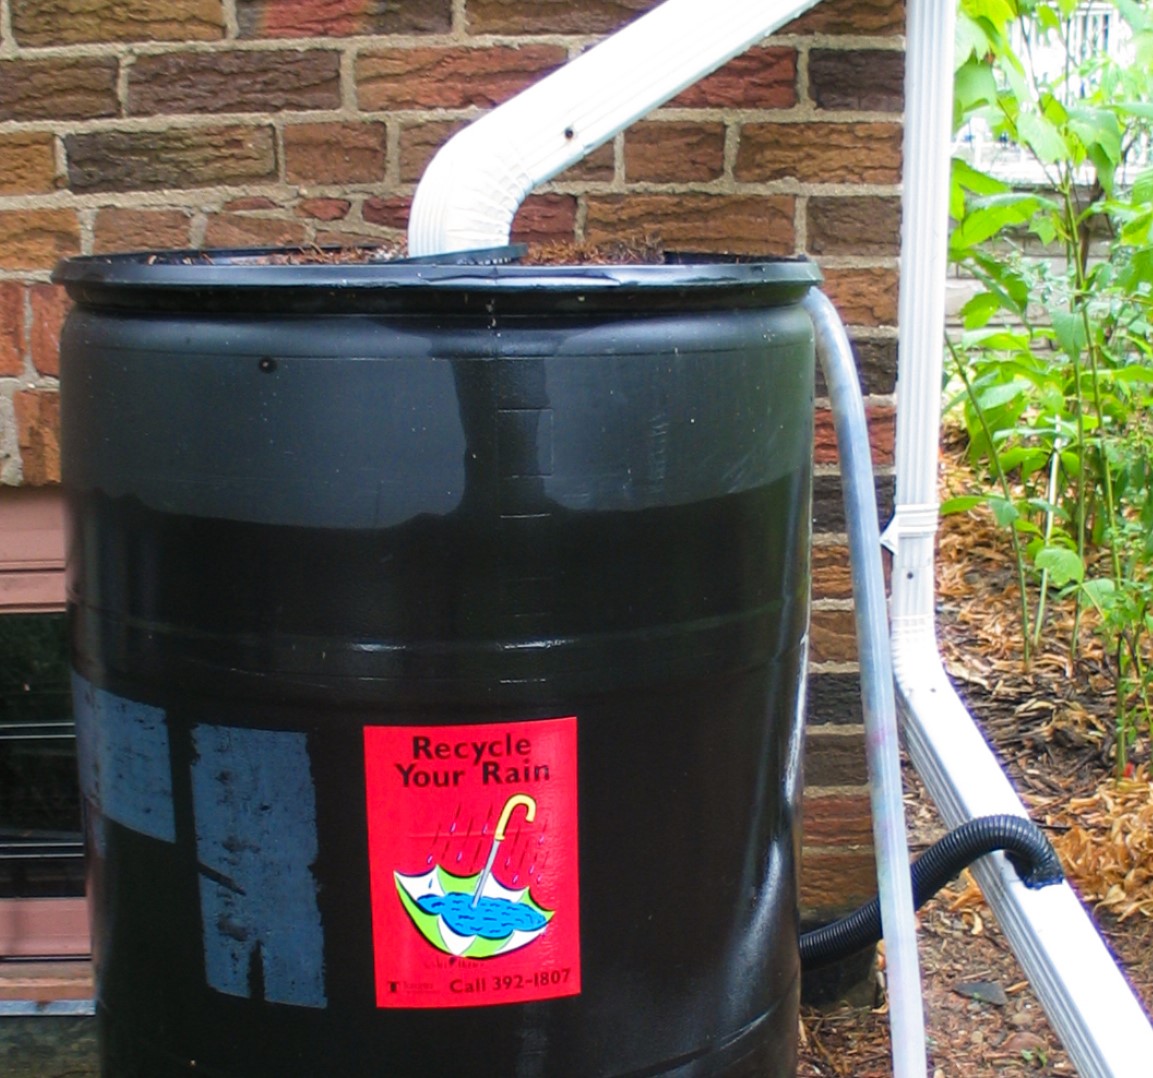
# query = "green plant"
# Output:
<box><xmin>947</xmin><ymin>0</ymin><xmax>1153</xmax><ymax>771</ymax></box>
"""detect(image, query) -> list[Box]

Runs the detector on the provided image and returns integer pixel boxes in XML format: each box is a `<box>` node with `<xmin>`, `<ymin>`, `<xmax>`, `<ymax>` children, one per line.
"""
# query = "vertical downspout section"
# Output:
<box><xmin>407</xmin><ymin>0</ymin><xmax>822</xmax><ymax>256</ymax></box>
<box><xmin>889</xmin><ymin>0</ymin><xmax>1153</xmax><ymax>1073</ymax></box>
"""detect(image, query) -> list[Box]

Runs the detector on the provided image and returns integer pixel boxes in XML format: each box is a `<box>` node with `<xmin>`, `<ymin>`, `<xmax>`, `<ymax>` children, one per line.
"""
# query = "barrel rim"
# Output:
<box><xmin>52</xmin><ymin>245</ymin><xmax>821</xmax><ymax>299</ymax></box>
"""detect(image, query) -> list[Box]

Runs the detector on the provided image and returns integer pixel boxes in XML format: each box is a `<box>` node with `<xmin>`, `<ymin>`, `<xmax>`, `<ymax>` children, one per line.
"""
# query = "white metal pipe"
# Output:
<box><xmin>408</xmin><ymin>0</ymin><xmax>822</xmax><ymax>256</ymax></box>
<box><xmin>890</xmin><ymin>0</ymin><xmax>1153</xmax><ymax>1074</ymax></box>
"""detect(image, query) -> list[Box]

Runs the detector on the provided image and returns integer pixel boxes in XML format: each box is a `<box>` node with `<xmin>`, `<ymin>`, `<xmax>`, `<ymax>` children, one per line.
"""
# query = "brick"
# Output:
<box><xmin>285</xmin><ymin>123</ymin><xmax>388</xmax><ymax>186</ymax></box>
<box><xmin>810</xmin><ymin>607</ymin><xmax>858</xmax><ymax>665</ymax></box>
<box><xmin>807</xmin><ymin>671</ymin><xmax>863</xmax><ymax>726</ymax></box>
<box><xmin>93</xmin><ymin>208</ymin><xmax>191</xmax><ymax>253</ymax></box>
<box><xmin>814</xmin><ymin>337</ymin><xmax>897</xmax><ymax>397</ymax></box>
<box><xmin>66</xmin><ymin>126</ymin><xmax>276</xmax><ymax>193</ymax></box>
<box><xmin>813</xmin><ymin>472</ymin><xmax>894</xmax><ymax>533</ymax></box>
<box><xmin>800</xmin><ymin>848</ymin><xmax>876</xmax><ymax>911</ymax></box>
<box><xmin>356</xmin><ymin>46</ymin><xmax>566</xmax><ymax>111</ymax></box>
<box><xmin>556</xmin><ymin>141</ymin><xmax>615</xmax><ymax>183</ymax></box>
<box><xmin>809</xmin><ymin>49</ymin><xmax>905</xmax><ymax>112</ymax></box>
<box><xmin>237</xmin><ymin>0</ymin><xmax>450</xmax><ymax>37</ymax></box>
<box><xmin>314</xmin><ymin>229</ymin><xmax>390</xmax><ymax>248</ymax></box>
<box><xmin>585</xmin><ymin>194</ymin><xmax>794</xmax><ymax>256</ymax></box>
<box><xmin>466</xmin><ymin>0</ymin><xmax>656</xmax><ymax>35</ymax></box>
<box><xmin>0</xmin><ymin>210</ymin><xmax>81</xmax><ymax>272</ymax></box>
<box><xmin>399</xmin><ymin>121</ymin><xmax>468</xmax><ymax>184</ymax></box>
<box><xmin>807</xmin><ymin>197</ymin><xmax>901</xmax><ymax>257</ymax></box>
<box><xmin>814</xmin><ymin>405</ymin><xmax>895</xmax><ymax>466</ymax></box>
<box><xmin>0</xmin><ymin>134</ymin><xmax>57</xmax><ymax>196</ymax></box>
<box><xmin>511</xmin><ymin>194</ymin><xmax>577</xmax><ymax>246</ymax></box>
<box><xmin>669</xmin><ymin>47</ymin><xmax>797</xmax><ymax>109</ymax></box>
<box><xmin>785</xmin><ymin>0</ymin><xmax>904</xmax><ymax>36</ymax></box>
<box><xmin>811</xmin><ymin>545</ymin><xmax>853</xmax><ymax>602</ymax></box>
<box><xmin>624</xmin><ymin>121</ymin><xmax>725</xmax><ymax>183</ymax></box>
<box><xmin>14</xmin><ymin>390</ymin><xmax>61</xmax><ymax>486</ymax></box>
<box><xmin>820</xmin><ymin>266</ymin><xmax>900</xmax><ymax>326</ymax></box>
<box><xmin>29</xmin><ymin>285</ymin><xmax>70</xmax><ymax>378</ymax></box>
<box><xmin>736</xmin><ymin>122</ymin><xmax>901</xmax><ymax>185</ymax></box>
<box><xmin>803</xmin><ymin>792</ymin><xmax>874</xmax><ymax>846</ymax></box>
<box><xmin>0</xmin><ymin>58</ymin><xmax>119</xmax><ymax>122</ymax></box>
<box><xmin>129</xmin><ymin>50</ymin><xmax>340</xmax><ymax>116</ymax></box>
<box><xmin>0</xmin><ymin>283</ymin><xmax>26</xmax><ymax>377</ymax></box>
<box><xmin>11</xmin><ymin>0</ymin><xmax>224</xmax><ymax>45</ymax></box>
<box><xmin>296</xmin><ymin>198</ymin><xmax>351</xmax><ymax>222</ymax></box>
<box><xmin>804</xmin><ymin>728</ymin><xmax>868</xmax><ymax>788</ymax></box>
<box><xmin>203</xmin><ymin>213</ymin><xmax>309</xmax><ymax>249</ymax></box>
<box><xmin>362</xmin><ymin>196</ymin><xmax>410</xmax><ymax>231</ymax></box>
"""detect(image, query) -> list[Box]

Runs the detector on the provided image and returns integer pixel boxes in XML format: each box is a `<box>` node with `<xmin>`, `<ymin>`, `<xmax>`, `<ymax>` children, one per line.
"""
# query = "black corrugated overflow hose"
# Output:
<box><xmin>800</xmin><ymin>814</ymin><xmax>1065</xmax><ymax>970</ymax></box>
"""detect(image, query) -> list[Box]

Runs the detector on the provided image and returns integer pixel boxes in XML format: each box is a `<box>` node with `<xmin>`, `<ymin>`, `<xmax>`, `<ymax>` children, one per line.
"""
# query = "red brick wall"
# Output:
<box><xmin>0</xmin><ymin>0</ymin><xmax>904</xmax><ymax>927</ymax></box>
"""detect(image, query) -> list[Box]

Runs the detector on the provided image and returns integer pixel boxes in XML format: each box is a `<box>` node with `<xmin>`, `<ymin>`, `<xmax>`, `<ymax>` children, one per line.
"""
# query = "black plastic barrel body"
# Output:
<box><xmin>56</xmin><ymin>252</ymin><xmax>818</xmax><ymax>1078</ymax></box>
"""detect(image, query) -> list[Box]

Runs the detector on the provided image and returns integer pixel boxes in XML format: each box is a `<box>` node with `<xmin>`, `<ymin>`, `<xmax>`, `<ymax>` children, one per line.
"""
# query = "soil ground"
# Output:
<box><xmin>797</xmin><ymin>434</ymin><xmax>1153</xmax><ymax>1075</ymax></box>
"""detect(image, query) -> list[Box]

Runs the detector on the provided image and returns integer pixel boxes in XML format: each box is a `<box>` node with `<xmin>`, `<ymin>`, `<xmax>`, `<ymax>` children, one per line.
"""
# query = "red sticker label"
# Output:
<box><xmin>364</xmin><ymin>716</ymin><xmax>580</xmax><ymax>1008</ymax></box>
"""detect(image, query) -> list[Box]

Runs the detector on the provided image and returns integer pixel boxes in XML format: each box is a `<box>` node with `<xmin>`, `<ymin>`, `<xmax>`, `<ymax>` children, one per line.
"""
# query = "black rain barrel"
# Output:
<box><xmin>55</xmin><ymin>250</ymin><xmax>819</xmax><ymax>1077</ymax></box>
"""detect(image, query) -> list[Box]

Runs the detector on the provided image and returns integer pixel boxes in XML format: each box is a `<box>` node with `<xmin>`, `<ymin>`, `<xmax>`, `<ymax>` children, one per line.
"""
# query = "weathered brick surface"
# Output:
<box><xmin>820</xmin><ymin>266</ymin><xmax>900</xmax><ymax>326</ymax></box>
<box><xmin>237</xmin><ymin>0</ymin><xmax>451</xmax><ymax>38</ymax></box>
<box><xmin>556</xmin><ymin>142</ymin><xmax>615</xmax><ymax>183</ymax></box>
<box><xmin>357</xmin><ymin>46</ymin><xmax>567</xmax><ymax>111</ymax></box>
<box><xmin>93</xmin><ymin>208</ymin><xmax>192</xmax><ymax>253</ymax></box>
<box><xmin>808</xmin><ymin>196</ymin><xmax>901</xmax><ymax>257</ymax></box>
<box><xmin>0</xmin><ymin>134</ymin><xmax>57</xmax><ymax>196</ymax></box>
<box><xmin>585</xmin><ymin>194</ymin><xmax>794</xmax><ymax>255</ymax></box>
<box><xmin>14</xmin><ymin>390</ymin><xmax>61</xmax><ymax>486</ymax></box>
<box><xmin>669</xmin><ymin>47</ymin><xmax>797</xmax><ymax>110</ymax></box>
<box><xmin>809</xmin><ymin>49</ymin><xmax>905</xmax><ymax>112</ymax></box>
<box><xmin>510</xmin><ymin>194</ymin><xmax>578</xmax><ymax>245</ymax></box>
<box><xmin>814</xmin><ymin>405</ymin><xmax>895</xmax><ymax>465</ymax></box>
<box><xmin>804</xmin><ymin>727</ymin><xmax>869</xmax><ymax>787</ymax></box>
<box><xmin>362</xmin><ymin>195</ymin><xmax>410</xmax><ymax>231</ymax></box>
<box><xmin>736</xmin><ymin>122</ymin><xmax>901</xmax><ymax>185</ymax></box>
<box><xmin>11</xmin><ymin>0</ymin><xmax>224</xmax><ymax>45</ymax></box>
<box><xmin>786</xmin><ymin>0</ymin><xmax>904</xmax><ymax>36</ymax></box>
<box><xmin>29</xmin><ymin>286</ymin><xmax>70</xmax><ymax>378</ymax></box>
<box><xmin>466</xmin><ymin>0</ymin><xmax>656</xmax><ymax>35</ymax></box>
<box><xmin>399</xmin><ymin>121</ymin><xmax>468</xmax><ymax>184</ymax></box>
<box><xmin>807</xmin><ymin>671</ymin><xmax>865</xmax><ymax>726</ymax></box>
<box><xmin>0</xmin><ymin>283</ymin><xmax>26</xmax><ymax>377</ymax></box>
<box><xmin>203</xmin><ymin>212</ymin><xmax>309</xmax><ymax>248</ymax></box>
<box><xmin>813</xmin><ymin>473</ymin><xmax>895</xmax><ymax>533</ymax></box>
<box><xmin>803</xmin><ymin>792</ymin><xmax>874</xmax><ymax>845</ymax></box>
<box><xmin>66</xmin><ymin>126</ymin><xmax>277</xmax><ymax>193</ymax></box>
<box><xmin>0</xmin><ymin>58</ymin><xmax>119</xmax><ymax>122</ymax></box>
<box><xmin>811</xmin><ymin>545</ymin><xmax>853</xmax><ymax>602</ymax></box>
<box><xmin>624</xmin><ymin>121</ymin><xmax>725</xmax><ymax>183</ymax></box>
<box><xmin>284</xmin><ymin>123</ymin><xmax>388</xmax><ymax>185</ymax></box>
<box><xmin>0</xmin><ymin>210</ymin><xmax>81</xmax><ymax>271</ymax></box>
<box><xmin>810</xmin><ymin>607</ymin><xmax>858</xmax><ymax>665</ymax></box>
<box><xmin>129</xmin><ymin>50</ymin><xmax>341</xmax><ymax>116</ymax></box>
<box><xmin>296</xmin><ymin>198</ymin><xmax>351</xmax><ymax>222</ymax></box>
<box><xmin>800</xmin><ymin>848</ymin><xmax>876</xmax><ymax>910</ymax></box>
<box><xmin>815</xmin><ymin>338</ymin><xmax>898</xmax><ymax>397</ymax></box>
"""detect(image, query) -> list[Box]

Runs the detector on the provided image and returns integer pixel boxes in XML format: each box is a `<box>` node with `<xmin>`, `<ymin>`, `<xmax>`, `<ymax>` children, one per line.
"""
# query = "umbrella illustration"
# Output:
<box><xmin>394</xmin><ymin>793</ymin><xmax>553</xmax><ymax>958</ymax></box>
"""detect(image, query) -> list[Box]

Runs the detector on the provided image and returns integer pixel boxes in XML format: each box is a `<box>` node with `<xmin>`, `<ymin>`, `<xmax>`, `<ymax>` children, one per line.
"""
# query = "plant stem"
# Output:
<box><xmin>948</xmin><ymin>337</ymin><xmax>1033</xmax><ymax>666</ymax></box>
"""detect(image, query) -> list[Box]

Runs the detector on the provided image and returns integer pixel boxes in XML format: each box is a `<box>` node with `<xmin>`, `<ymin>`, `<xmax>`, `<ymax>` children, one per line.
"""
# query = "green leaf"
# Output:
<box><xmin>1018</xmin><ymin>111</ymin><xmax>1068</xmax><ymax>164</ymax></box>
<box><xmin>940</xmin><ymin>494</ymin><xmax>987</xmax><ymax>515</ymax></box>
<box><xmin>950</xmin><ymin>193</ymin><xmax>1059</xmax><ymax>251</ymax></box>
<box><xmin>1081</xmin><ymin>577</ymin><xmax>1119</xmax><ymax>612</ymax></box>
<box><xmin>1133</xmin><ymin>168</ymin><xmax>1153</xmax><ymax>206</ymax></box>
<box><xmin>1050</xmin><ymin>308</ymin><xmax>1087</xmax><ymax>359</ymax></box>
<box><xmin>960</xmin><ymin>291</ymin><xmax>1007</xmax><ymax>329</ymax></box>
<box><xmin>955</xmin><ymin>57</ymin><xmax>999</xmax><ymax>118</ymax></box>
<box><xmin>989</xmin><ymin>496</ymin><xmax>1020</xmax><ymax>527</ymax></box>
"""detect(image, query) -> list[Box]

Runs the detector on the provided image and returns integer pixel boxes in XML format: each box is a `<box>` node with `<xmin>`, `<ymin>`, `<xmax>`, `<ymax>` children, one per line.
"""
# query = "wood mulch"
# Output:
<box><xmin>797</xmin><ymin>430</ymin><xmax>1153</xmax><ymax>1075</ymax></box>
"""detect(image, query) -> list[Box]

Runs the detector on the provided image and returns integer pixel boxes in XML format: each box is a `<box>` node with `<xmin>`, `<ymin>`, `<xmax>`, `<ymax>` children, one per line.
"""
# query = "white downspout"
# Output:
<box><xmin>408</xmin><ymin>0</ymin><xmax>822</xmax><ymax>256</ymax></box>
<box><xmin>889</xmin><ymin>0</ymin><xmax>1153</xmax><ymax>1075</ymax></box>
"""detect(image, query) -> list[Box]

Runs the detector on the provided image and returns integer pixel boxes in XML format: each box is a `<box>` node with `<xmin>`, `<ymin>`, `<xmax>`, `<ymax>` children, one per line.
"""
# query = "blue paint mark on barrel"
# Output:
<box><xmin>71</xmin><ymin>672</ymin><xmax>175</xmax><ymax>844</ymax></box>
<box><xmin>191</xmin><ymin>724</ymin><xmax>328</xmax><ymax>1009</ymax></box>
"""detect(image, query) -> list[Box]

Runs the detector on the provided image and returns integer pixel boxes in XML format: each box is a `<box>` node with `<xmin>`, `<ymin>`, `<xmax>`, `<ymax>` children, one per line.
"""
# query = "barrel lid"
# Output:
<box><xmin>52</xmin><ymin>246</ymin><xmax>822</xmax><ymax>315</ymax></box>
